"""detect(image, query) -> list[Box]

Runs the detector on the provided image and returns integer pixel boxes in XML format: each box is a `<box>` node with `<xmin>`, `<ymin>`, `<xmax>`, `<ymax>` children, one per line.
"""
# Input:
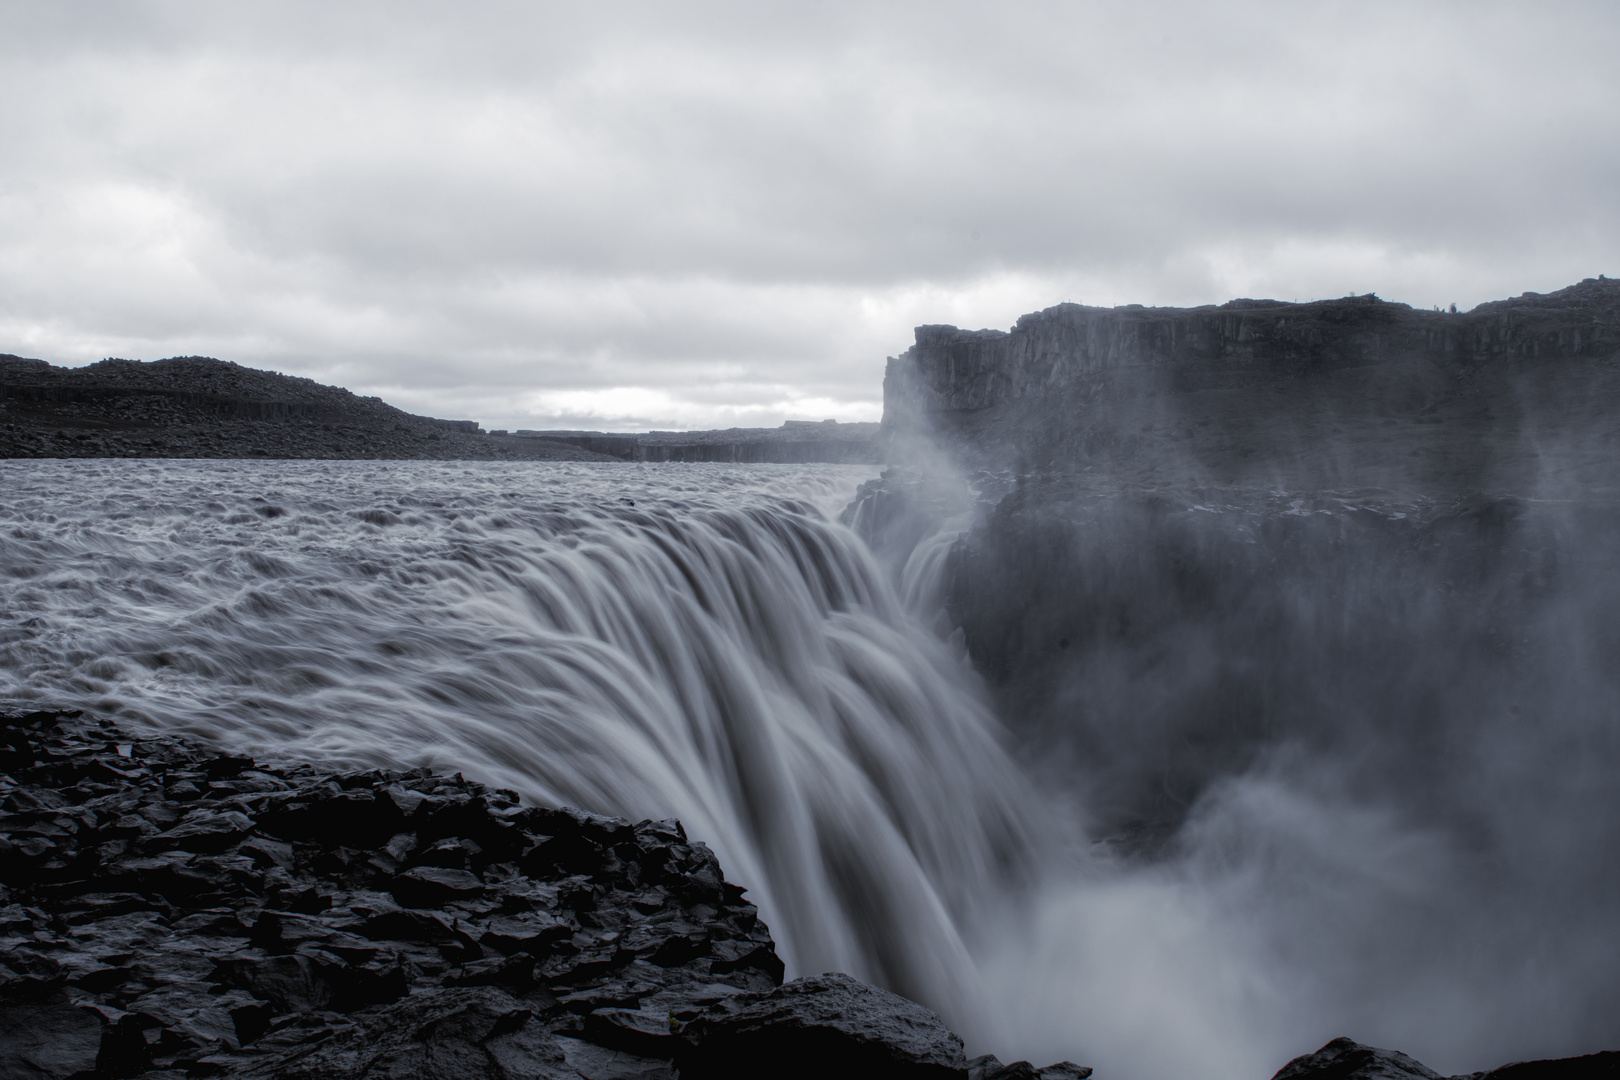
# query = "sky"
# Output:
<box><xmin>1</xmin><ymin>2</ymin><xmax>1615</xmax><ymax>432</ymax></box>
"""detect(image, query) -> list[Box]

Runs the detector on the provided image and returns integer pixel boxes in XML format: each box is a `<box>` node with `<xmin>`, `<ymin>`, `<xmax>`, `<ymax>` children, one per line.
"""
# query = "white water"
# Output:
<box><xmin>0</xmin><ymin>459</ymin><xmax>1037</xmax><ymax>1029</ymax></box>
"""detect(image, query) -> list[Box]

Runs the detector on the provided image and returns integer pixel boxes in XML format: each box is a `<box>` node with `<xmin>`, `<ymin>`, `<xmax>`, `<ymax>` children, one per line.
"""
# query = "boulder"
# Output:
<box><xmin>679</xmin><ymin>971</ymin><xmax>967</xmax><ymax>1080</ymax></box>
<box><xmin>1273</xmin><ymin>1039</ymin><xmax>1620</xmax><ymax>1080</ymax></box>
<box><xmin>1274</xmin><ymin>1038</ymin><xmax>1445</xmax><ymax>1080</ymax></box>
<box><xmin>969</xmin><ymin>1054</ymin><xmax>1093</xmax><ymax>1080</ymax></box>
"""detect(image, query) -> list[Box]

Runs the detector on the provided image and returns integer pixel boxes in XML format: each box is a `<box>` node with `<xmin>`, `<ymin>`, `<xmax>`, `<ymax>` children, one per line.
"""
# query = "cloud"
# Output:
<box><xmin>1</xmin><ymin>0</ymin><xmax>1615</xmax><ymax>429</ymax></box>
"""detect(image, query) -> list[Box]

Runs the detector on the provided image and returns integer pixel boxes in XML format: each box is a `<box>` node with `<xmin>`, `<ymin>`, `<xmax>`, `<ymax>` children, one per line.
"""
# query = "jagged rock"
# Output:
<box><xmin>392</xmin><ymin>866</ymin><xmax>486</xmax><ymax>907</ymax></box>
<box><xmin>0</xmin><ymin>708</ymin><xmax>788</xmax><ymax>1078</ymax></box>
<box><xmin>969</xmin><ymin>1053</ymin><xmax>1093</xmax><ymax>1080</ymax></box>
<box><xmin>679</xmin><ymin>971</ymin><xmax>967</xmax><ymax>1080</ymax></box>
<box><xmin>0</xmin><ymin>992</ymin><xmax>104</xmax><ymax>1079</ymax></box>
<box><xmin>1474</xmin><ymin>1051</ymin><xmax>1620</xmax><ymax>1080</ymax></box>
<box><xmin>552</xmin><ymin>1035</ymin><xmax>676</xmax><ymax>1080</ymax></box>
<box><xmin>1274</xmin><ymin>1038</ymin><xmax>1448</xmax><ymax>1080</ymax></box>
<box><xmin>224</xmin><ymin>987</ymin><xmax>575</xmax><ymax>1080</ymax></box>
<box><xmin>1273</xmin><ymin>1039</ymin><xmax>1620</xmax><ymax>1080</ymax></box>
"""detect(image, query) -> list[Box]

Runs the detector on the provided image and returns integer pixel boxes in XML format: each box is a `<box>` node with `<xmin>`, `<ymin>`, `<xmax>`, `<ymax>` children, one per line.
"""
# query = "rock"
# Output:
<box><xmin>0</xmin><ymin>993</ymin><xmax>104</xmax><ymax>1079</ymax></box>
<box><xmin>1273</xmin><ymin>1038</ymin><xmax>1445</xmax><ymax>1080</ymax></box>
<box><xmin>1273</xmin><ymin>1040</ymin><xmax>1620</xmax><ymax>1080</ymax></box>
<box><xmin>969</xmin><ymin>1054</ymin><xmax>1093</xmax><ymax>1080</ymax></box>
<box><xmin>225</xmin><ymin>987</ymin><xmax>575</xmax><ymax>1080</ymax></box>
<box><xmin>1475</xmin><ymin>1051</ymin><xmax>1620</xmax><ymax>1080</ymax></box>
<box><xmin>392</xmin><ymin>866</ymin><xmax>485</xmax><ymax>907</ymax></box>
<box><xmin>583</xmin><ymin>1007</ymin><xmax>681</xmax><ymax>1059</ymax></box>
<box><xmin>156</xmin><ymin>810</ymin><xmax>255</xmax><ymax>853</ymax></box>
<box><xmin>679</xmin><ymin>971</ymin><xmax>967</xmax><ymax>1080</ymax></box>
<box><xmin>553</xmin><ymin>1034</ymin><xmax>676</xmax><ymax>1080</ymax></box>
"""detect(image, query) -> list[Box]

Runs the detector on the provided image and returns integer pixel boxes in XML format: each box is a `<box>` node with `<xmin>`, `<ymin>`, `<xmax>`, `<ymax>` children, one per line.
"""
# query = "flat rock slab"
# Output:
<box><xmin>680</xmin><ymin>970</ymin><xmax>967</xmax><ymax>1080</ymax></box>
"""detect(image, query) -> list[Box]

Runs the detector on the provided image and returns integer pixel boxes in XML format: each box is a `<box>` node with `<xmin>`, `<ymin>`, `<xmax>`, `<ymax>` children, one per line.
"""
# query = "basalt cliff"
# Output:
<box><xmin>882</xmin><ymin>277</ymin><xmax>1620</xmax><ymax>494</ymax></box>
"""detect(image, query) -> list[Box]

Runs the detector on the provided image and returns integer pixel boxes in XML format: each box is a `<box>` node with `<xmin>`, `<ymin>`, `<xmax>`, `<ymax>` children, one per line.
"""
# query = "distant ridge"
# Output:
<box><xmin>0</xmin><ymin>354</ymin><xmax>605</xmax><ymax>460</ymax></box>
<box><xmin>515</xmin><ymin>420</ymin><xmax>880</xmax><ymax>464</ymax></box>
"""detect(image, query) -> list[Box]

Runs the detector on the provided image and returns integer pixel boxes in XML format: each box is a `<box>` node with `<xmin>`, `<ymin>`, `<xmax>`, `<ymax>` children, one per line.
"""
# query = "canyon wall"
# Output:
<box><xmin>882</xmin><ymin>277</ymin><xmax>1620</xmax><ymax>493</ymax></box>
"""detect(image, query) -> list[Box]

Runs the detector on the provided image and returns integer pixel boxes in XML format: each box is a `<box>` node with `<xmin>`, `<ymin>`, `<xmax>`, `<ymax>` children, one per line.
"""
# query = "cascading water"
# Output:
<box><xmin>0</xmin><ymin>459</ymin><xmax>1039</xmax><ymax>1028</ymax></box>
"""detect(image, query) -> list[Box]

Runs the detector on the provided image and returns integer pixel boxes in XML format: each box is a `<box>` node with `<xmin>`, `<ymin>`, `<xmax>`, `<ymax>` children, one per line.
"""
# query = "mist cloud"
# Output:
<box><xmin>1</xmin><ymin>1</ymin><xmax>1615</xmax><ymax>429</ymax></box>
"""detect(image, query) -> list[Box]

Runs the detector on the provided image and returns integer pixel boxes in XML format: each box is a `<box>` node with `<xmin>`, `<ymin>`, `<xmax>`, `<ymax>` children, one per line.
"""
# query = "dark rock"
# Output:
<box><xmin>1275</xmin><ymin>1040</ymin><xmax>1620</xmax><ymax>1080</ymax></box>
<box><xmin>225</xmin><ymin>987</ymin><xmax>574</xmax><ymax>1080</ymax></box>
<box><xmin>0</xmin><ymin>992</ymin><xmax>104</xmax><ymax>1079</ymax></box>
<box><xmin>392</xmin><ymin>866</ymin><xmax>485</xmax><ymax>907</ymax></box>
<box><xmin>481</xmin><ymin>913</ymin><xmax>572</xmax><ymax>956</ymax></box>
<box><xmin>679</xmin><ymin>971</ymin><xmax>967</xmax><ymax>1080</ymax></box>
<box><xmin>1273</xmin><ymin>1038</ymin><xmax>1445</xmax><ymax>1080</ymax></box>
<box><xmin>1476</xmin><ymin>1052</ymin><xmax>1620</xmax><ymax>1080</ymax></box>
<box><xmin>969</xmin><ymin>1055</ymin><xmax>1093</xmax><ymax>1080</ymax></box>
<box><xmin>553</xmin><ymin>1034</ymin><xmax>677</xmax><ymax>1080</ymax></box>
<box><xmin>583</xmin><ymin>1006</ymin><xmax>682</xmax><ymax>1059</ymax></box>
<box><xmin>155</xmin><ymin>810</ymin><xmax>254</xmax><ymax>853</ymax></box>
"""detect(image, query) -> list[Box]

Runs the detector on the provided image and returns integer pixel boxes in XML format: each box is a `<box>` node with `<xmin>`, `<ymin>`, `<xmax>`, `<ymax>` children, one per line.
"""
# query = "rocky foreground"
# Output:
<box><xmin>0</xmin><ymin>708</ymin><xmax>1083</xmax><ymax>1080</ymax></box>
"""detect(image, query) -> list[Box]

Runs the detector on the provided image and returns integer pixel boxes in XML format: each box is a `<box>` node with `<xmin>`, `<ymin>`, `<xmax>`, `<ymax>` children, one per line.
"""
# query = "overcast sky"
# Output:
<box><xmin>1</xmin><ymin>2</ymin><xmax>1615</xmax><ymax>431</ymax></box>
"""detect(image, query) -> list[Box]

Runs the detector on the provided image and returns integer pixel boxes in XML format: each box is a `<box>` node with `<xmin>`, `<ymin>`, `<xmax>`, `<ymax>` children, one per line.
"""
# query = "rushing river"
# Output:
<box><xmin>3</xmin><ymin>459</ymin><xmax>1618</xmax><ymax>1080</ymax></box>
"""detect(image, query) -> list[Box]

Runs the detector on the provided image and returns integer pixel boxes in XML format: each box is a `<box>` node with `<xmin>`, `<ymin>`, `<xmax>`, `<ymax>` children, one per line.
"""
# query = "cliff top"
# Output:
<box><xmin>910</xmin><ymin>275</ymin><xmax>1619</xmax><ymax>347</ymax></box>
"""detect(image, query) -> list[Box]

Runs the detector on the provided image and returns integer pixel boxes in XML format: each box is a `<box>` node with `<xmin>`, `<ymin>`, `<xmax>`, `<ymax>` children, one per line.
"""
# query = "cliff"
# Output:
<box><xmin>882</xmin><ymin>277</ymin><xmax>1620</xmax><ymax>492</ymax></box>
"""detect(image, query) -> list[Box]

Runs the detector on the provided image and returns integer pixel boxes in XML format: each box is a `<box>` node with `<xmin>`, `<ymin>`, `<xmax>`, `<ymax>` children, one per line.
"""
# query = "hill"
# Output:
<box><xmin>0</xmin><ymin>354</ymin><xmax>614</xmax><ymax>461</ymax></box>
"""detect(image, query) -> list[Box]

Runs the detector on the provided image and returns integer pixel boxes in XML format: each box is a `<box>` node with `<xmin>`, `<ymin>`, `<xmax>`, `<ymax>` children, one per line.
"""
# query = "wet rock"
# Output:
<box><xmin>969</xmin><ymin>1055</ymin><xmax>1093</xmax><ymax>1080</ymax></box>
<box><xmin>0</xmin><ymin>992</ymin><xmax>104</xmax><ymax>1079</ymax></box>
<box><xmin>1274</xmin><ymin>1038</ymin><xmax>1446</xmax><ymax>1080</ymax></box>
<box><xmin>1474</xmin><ymin>1051</ymin><xmax>1620</xmax><ymax>1080</ymax></box>
<box><xmin>392</xmin><ymin>866</ymin><xmax>485</xmax><ymax>907</ymax></box>
<box><xmin>679</xmin><ymin>971</ymin><xmax>967</xmax><ymax>1080</ymax></box>
<box><xmin>226</xmin><ymin>987</ymin><xmax>574</xmax><ymax>1080</ymax></box>
<box><xmin>553</xmin><ymin>1034</ymin><xmax>676</xmax><ymax>1080</ymax></box>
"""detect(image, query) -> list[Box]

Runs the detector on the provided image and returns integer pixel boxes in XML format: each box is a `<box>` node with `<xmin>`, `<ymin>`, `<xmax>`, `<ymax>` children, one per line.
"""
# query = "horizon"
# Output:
<box><xmin>2</xmin><ymin>2</ymin><xmax>1615</xmax><ymax>433</ymax></box>
<box><xmin>9</xmin><ymin>276</ymin><xmax>1607</xmax><ymax>432</ymax></box>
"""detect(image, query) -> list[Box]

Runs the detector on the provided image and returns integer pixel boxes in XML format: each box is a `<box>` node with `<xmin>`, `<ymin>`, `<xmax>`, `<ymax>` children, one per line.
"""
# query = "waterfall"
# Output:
<box><xmin>0</xmin><ymin>459</ymin><xmax>1039</xmax><ymax>1027</ymax></box>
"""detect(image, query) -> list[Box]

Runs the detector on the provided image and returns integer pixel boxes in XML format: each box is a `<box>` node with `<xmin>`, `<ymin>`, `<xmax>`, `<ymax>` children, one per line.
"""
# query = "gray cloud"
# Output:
<box><xmin>1</xmin><ymin>0</ymin><xmax>1615</xmax><ymax>429</ymax></box>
